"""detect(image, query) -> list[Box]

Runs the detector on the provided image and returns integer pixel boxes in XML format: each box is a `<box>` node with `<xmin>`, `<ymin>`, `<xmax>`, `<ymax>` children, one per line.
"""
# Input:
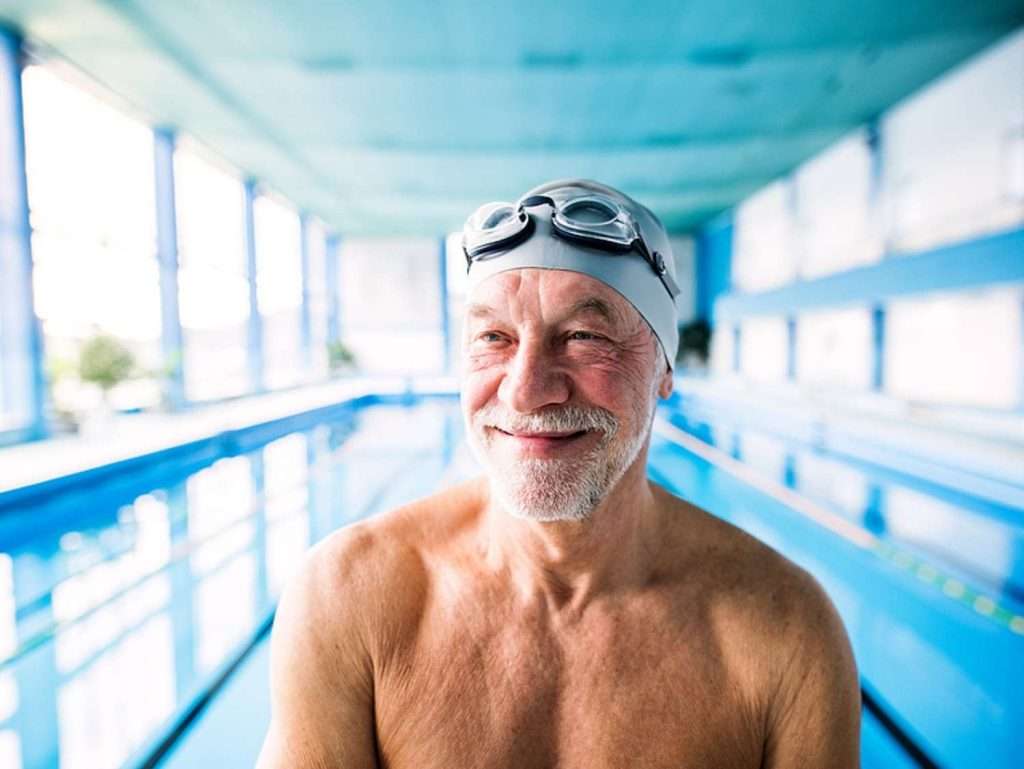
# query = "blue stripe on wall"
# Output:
<box><xmin>715</xmin><ymin>226</ymin><xmax>1024</xmax><ymax>323</ymax></box>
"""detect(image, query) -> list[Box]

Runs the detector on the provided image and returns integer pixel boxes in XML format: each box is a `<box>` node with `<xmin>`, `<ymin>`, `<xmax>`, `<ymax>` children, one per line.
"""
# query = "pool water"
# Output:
<box><xmin>0</xmin><ymin>395</ymin><xmax>1020</xmax><ymax>768</ymax></box>
<box><xmin>0</xmin><ymin>399</ymin><xmax>467</xmax><ymax>769</ymax></box>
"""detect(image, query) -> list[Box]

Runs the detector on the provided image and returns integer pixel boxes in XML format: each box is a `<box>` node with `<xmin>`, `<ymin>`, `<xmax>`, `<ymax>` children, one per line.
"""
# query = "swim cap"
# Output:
<box><xmin>465</xmin><ymin>179</ymin><xmax>680</xmax><ymax>369</ymax></box>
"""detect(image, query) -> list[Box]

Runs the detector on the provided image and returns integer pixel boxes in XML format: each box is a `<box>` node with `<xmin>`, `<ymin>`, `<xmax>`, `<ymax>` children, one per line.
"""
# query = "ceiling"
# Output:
<box><xmin>1</xmin><ymin>1</ymin><xmax>1021</xmax><ymax>235</ymax></box>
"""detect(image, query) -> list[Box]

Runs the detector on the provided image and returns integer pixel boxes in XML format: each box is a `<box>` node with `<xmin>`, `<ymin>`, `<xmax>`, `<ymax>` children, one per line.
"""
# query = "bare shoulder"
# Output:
<box><xmin>318</xmin><ymin>475</ymin><xmax>488</xmax><ymax>571</ymax></box>
<box><xmin>298</xmin><ymin>476</ymin><xmax>488</xmax><ymax>646</ymax></box>
<box><xmin>258</xmin><ymin>476</ymin><xmax>487</xmax><ymax>767</ymax></box>
<box><xmin>654</xmin><ymin>484</ymin><xmax>854</xmax><ymax>682</ymax></box>
<box><xmin>654</xmin><ymin>485</ymin><xmax>861</xmax><ymax>765</ymax></box>
<box><xmin>655</xmin><ymin>482</ymin><xmax>843</xmax><ymax>627</ymax></box>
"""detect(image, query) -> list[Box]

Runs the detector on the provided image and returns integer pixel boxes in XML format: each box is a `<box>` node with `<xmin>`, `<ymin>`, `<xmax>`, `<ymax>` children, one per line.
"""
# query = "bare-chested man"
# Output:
<box><xmin>256</xmin><ymin>180</ymin><xmax>861</xmax><ymax>768</ymax></box>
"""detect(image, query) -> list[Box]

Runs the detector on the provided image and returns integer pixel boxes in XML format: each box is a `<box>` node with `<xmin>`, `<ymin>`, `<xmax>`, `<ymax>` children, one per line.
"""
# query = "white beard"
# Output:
<box><xmin>465</xmin><ymin>387</ymin><xmax>658</xmax><ymax>522</ymax></box>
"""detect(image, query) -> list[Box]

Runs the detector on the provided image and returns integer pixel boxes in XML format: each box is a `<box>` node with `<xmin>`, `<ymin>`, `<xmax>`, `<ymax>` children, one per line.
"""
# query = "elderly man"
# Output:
<box><xmin>256</xmin><ymin>180</ymin><xmax>861</xmax><ymax>768</ymax></box>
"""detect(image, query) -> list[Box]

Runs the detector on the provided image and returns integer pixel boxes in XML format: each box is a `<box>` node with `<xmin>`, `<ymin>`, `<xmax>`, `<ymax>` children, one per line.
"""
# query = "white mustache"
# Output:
<box><xmin>474</xmin><ymin>404</ymin><xmax>618</xmax><ymax>436</ymax></box>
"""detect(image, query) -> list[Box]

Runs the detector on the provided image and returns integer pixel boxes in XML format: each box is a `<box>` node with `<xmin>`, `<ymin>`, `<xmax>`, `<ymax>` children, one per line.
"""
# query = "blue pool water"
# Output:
<box><xmin>647</xmin><ymin>423</ymin><xmax>1024</xmax><ymax>768</ymax></box>
<box><xmin>0</xmin><ymin>394</ymin><xmax>1020</xmax><ymax>768</ymax></box>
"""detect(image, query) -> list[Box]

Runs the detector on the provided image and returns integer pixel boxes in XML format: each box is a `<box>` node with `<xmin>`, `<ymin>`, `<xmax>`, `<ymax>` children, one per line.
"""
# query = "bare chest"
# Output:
<box><xmin>373</xmin><ymin>596</ymin><xmax>765</xmax><ymax>769</ymax></box>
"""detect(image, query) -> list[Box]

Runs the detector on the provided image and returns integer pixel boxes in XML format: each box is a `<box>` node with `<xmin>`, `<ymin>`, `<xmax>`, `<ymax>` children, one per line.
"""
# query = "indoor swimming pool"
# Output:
<box><xmin>0</xmin><ymin>392</ymin><xmax>1019</xmax><ymax>769</ymax></box>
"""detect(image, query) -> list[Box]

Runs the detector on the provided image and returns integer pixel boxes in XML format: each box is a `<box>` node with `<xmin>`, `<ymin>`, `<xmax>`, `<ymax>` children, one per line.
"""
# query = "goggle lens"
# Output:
<box><xmin>469</xmin><ymin>202</ymin><xmax>518</xmax><ymax>232</ymax></box>
<box><xmin>559</xmin><ymin>198</ymin><xmax>618</xmax><ymax>227</ymax></box>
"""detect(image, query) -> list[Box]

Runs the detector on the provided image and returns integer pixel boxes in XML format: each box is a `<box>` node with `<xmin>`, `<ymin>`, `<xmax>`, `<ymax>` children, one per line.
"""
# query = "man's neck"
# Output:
<box><xmin>479</xmin><ymin>453</ymin><xmax>665</xmax><ymax>621</ymax></box>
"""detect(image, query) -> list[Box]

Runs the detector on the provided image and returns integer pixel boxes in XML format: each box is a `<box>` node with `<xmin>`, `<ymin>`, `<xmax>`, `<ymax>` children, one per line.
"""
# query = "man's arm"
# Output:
<box><xmin>256</xmin><ymin>529</ymin><xmax>380</xmax><ymax>769</ymax></box>
<box><xmin>762</xmin><ymin>570</ymin><xmax>861</xmax><ymax>768</ymax></box>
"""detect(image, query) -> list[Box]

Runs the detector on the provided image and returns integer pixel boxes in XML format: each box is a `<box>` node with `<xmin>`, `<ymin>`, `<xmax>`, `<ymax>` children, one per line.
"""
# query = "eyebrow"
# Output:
<box><xmin>465</xmin><ymin>296</ymin><xmax>624</xmax><ymax>327</ymax></box>
<box><xmin>566</xmin><ymin>297</ymin><xmax>623</xmax><ymax>327</ymax></box>
<box><xmin>465</xmin><ymin>303</ymin><xmax>500</xmax><ymax>321</ymax></box>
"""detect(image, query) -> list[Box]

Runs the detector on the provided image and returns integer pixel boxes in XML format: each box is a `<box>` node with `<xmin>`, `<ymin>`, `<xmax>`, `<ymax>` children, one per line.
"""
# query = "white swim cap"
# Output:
<box><xmin>464</xmin><ymin>179</ymin><xmax>680</xmax><ymax>369</ymax></box>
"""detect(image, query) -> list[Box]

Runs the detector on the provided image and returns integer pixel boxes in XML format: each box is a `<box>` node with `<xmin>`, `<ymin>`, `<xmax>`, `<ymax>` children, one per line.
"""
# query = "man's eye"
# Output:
<box><xmin>568</xmin><ymin>330</ymin><xmax>601</xmax><ymax>341</ymax></box>
<box><xmin>478</xmin><ymin>332</ymin><xmax>506</xmax><ymax>343</ymax></box>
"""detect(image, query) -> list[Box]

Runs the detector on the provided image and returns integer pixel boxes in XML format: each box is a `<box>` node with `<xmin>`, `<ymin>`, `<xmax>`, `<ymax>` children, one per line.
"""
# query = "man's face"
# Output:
<box><xmin>461</xmin><ymin>268</ymin><xmax>673</xmax><ymax>522</ymax></box>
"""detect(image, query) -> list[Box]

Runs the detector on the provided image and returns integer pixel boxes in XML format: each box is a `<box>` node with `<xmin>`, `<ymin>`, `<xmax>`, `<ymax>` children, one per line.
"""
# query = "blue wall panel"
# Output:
<box><xmin>242</xmin><ymin>180</ymin><xmax>263</xmax><ymax>393</ymax></box>
<box><xmin>153</xmin><ymin>128</ymin><xmax>185</xmax><ymax>410</ymax></box>
<box><xmin>325</xmin><ymin>234</ymin><xmax>341</xmax><ymax>345</ymax></box>
<box><xmin>695</xmin><ymin>212</ymin><xmax>734</xmax><ymax>324</ymax></box>
<box><xmin>298</xmin><ymin>214</ymin><xmax>314</xmax><ymax>374</ymax></box>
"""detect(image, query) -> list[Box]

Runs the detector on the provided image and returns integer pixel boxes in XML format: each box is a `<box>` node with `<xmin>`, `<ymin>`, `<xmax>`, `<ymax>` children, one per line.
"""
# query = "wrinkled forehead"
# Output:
<box><xmin>464</xmin><ymin>267</ymin><xmax>648</xmax><ymax>331</ymax></box>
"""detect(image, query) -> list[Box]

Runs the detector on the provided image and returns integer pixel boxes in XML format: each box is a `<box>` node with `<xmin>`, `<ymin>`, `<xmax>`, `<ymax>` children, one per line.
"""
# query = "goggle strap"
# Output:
<box><xmin>464</xmin><ymin>214</ymin><xmax>535</xmax><ymax>270</ymax></box>
<box><xmin>657</xmin><ymin>258</ymin><xmax>681</xmax><ymax>299</ymax></box>
<box><xmin>635</xmin><ymin>239</ymin><xmax>681</xmax><ymax>300</ymax></box>
<box><xmin>520</xmin><ymin>194</ymin><xmax>556</xmax><ymax>209</ymax></box>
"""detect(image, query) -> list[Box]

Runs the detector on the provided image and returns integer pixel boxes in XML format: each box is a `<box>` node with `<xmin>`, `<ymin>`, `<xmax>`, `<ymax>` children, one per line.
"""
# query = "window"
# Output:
<box><xmin>884</xmin><ymin>285</ymin><xmax>1023</xmax><ymax>410</ymax></box>
<box><xmin>795</xmin><ymin>307</ymin><xmax>873</xmax><ymax>391</ymax></box>
<box><xmin>22</xmin><ymin>64</ymin><xmax>161</xmax><ymax>413</ymax></box>
<box><xmin>446</xmin><ymin>231</ymin><xmax>468</xmax><ymax>375</ymax></box>
<box><xmin>305</xmin><ymin>218</ymin><xmax>329</xmax><ymax>380</ymax></box>
<box><xmin>174</xmin><ymin>142</ymin><xmax>250</xmax><ymax>401</ymax></box>
<box><xmin>255</xmin><ymin>194</ymin><xmax>303</xmax><ymax>389</ymax></box>
<box><xmin>882</xmin><ymin>29</ymin><xmax>1024</xmax><ymax>253</ymax></box>
<box><xmin>0</xmin><ymin>310</ymin><xmax>10</xmax><ymax>430</ymax></box>
<box><xmin>794</xmin><ymin>129</ymin><xmax>883</xmax><ymax>279</ymax></box>
<box><xmin>340</xmin><ymin>237</ymin><xmax>443</xmax><ymax>373</ymax></box>
<box><xmin>739</xmin><ymin>316</ymin><xmax>788</xmax><ymax>385</ymax></box>
<box><xmin>710</xmin><ymin>321</ymin><xmax>736</xmax><ymax>377</ymax></box>
<box><xmin>732</xmin><ymin>180</ymin><xmax>798</xmax><ymax>293</ymax></box>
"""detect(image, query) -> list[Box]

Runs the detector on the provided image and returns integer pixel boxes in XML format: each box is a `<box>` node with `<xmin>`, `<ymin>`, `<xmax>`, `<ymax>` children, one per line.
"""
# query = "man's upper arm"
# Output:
<box><xmin>256</xmin><ymin>529</ymin><xmax>380</xmax><ymax>769</ymax></box>
<box><xmin>762</xmin><ymin>570</ymin><xmax>861</xmax><ymax>768</ymax></box>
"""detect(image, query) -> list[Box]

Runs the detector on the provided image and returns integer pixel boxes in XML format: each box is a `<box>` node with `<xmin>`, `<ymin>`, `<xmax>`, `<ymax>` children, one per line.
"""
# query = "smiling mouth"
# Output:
<box><xmin>492</xmin><ymin>427</ymin><xmax>589</xmax><ymax>443</ymax></box>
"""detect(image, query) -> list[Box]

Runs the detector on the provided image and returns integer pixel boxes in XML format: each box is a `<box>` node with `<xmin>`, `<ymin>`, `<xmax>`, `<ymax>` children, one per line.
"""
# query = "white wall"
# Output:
<box><xmin>882</xmin><ymin>28</ymin><xmax>1024</xmax><ymax>253</ymax></box>
<box><xmin>725</xmin><ymin>28</ymin><xmax>1024</xmax><ymax>412</ymax></box>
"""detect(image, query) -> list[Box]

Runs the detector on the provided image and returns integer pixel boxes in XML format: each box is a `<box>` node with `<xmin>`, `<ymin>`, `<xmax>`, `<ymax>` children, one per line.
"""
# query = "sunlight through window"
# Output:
<box><xmin>22</xmin><ymin>64</ymin><xmax>160</xmax><ymax>413</ymax></box>
<box><xmin>175</xmin><ymin>141</ymin><xmax>250</xmax><ymax>401</ymax></box>
<box><xmin>255</xmin><ymin>194</ymin><xmax>303</xmax><ymax>389</ymax></box>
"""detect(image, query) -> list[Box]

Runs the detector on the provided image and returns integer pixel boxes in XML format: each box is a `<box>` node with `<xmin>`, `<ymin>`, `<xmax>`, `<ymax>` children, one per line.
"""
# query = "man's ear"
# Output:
<box><xmin>657</xmin><ymin>365</ymin><xmax>673</xmax><ymax>400</ymax></box>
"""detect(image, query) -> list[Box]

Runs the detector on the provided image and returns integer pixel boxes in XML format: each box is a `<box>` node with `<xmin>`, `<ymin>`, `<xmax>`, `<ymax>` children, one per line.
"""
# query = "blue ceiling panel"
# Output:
<box><xmin>0</xmin><ymin>0</ymin><xmax>1020</xmax><ymax>234</ymax></box>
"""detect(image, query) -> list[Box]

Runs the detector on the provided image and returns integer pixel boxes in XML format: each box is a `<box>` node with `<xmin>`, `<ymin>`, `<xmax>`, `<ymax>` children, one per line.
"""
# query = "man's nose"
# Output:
<box><xmin>497</xmin><ymin>337</ymin><xmax>570</xmax><ymax>414</ymax></box>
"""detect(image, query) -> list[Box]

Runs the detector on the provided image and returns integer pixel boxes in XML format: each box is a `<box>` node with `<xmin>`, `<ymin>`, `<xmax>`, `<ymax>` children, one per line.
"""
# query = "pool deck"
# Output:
<box><xmin>0</xmin><ymin>375</ymin><xmax>459</xmax><ymax>502</ymax></box>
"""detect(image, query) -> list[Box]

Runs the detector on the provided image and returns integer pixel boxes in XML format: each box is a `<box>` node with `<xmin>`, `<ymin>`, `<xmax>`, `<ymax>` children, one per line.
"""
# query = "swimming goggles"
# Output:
<box><xmin>462</xmin><ymin>188</ymin><xmax>681</xmax><ymax>300</ymax></box>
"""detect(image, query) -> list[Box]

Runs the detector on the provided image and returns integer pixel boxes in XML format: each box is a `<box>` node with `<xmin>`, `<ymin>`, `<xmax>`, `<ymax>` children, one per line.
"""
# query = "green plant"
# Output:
<box><xmin>78</xmin><ymin>333</ymin><xmax>137</xmax><ymax>392</ymax></box>
<box><xmin>327</xmin><ymin>339</ymin><xmax>356</xmax><ymax>371</ymax></box>
<box><xmin>46</xmin><ymin>354</ymin><xmax>78</xmax><ymax>383</ymax></box>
